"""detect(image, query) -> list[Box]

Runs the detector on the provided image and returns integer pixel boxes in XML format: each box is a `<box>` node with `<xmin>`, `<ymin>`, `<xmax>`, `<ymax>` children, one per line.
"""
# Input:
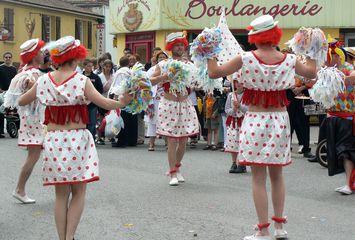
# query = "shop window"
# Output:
<box><xmin>3</xmin><ymin>8</ymin><xmax>14</xmax><ymax>41</ymax></box>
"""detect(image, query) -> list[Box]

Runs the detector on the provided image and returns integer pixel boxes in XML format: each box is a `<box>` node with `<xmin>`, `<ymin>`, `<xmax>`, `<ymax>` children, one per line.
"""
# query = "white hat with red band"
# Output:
<box><xmin>20</xmin><ymin>39</ymin><xmax>42</xmax><ymax>55</ymax></box>
<box><xmin>46</xmin><ymin>36</ymin><xmax>80</xmax><ymax>56</ymax></box>
<box><xmin>247</xmin><ymin>15</ymin><xmax>279</xmax><ymax>35</ymax></box>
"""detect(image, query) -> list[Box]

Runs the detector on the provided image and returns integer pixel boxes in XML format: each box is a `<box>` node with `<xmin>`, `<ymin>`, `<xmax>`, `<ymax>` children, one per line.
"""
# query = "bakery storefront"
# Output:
<box><xmin>109</xmin><ymin>0</ymin><xmax>355</xmax><ymax>63</ymax></box>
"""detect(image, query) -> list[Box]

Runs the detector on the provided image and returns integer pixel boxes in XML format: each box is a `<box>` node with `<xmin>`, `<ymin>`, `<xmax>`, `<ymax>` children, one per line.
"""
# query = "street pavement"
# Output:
<box><xmin>0</xmin><ymin>127</ymin><xmax>354</xmax><ymax>240</ymax></box>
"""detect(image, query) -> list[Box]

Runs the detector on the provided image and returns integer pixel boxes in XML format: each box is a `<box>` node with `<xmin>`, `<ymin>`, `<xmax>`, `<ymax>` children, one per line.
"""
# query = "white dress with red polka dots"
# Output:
<box><xmin>36</xmin><ymin>72</ymin><xmax>99</xmax><ymax>186</ymax></box>
<box><xmin>4</xmin><ymin>67</ymin><xmax>45</xmax><ymax>147</ymax></box>
<box><xmin>236</xmin><ymin>52</ymin><xmax>296</xmax><ymax>166</ymax></box>
<box><xmin>157</xmin><ymin>96</ymin><xmax>199</xmax><ymax>138</ymax></box>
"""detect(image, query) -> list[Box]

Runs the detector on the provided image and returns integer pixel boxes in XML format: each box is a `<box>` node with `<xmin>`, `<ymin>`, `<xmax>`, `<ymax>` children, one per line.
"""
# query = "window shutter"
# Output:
<box><xmin>42</xmin><ymin>15</ymin><xmax>50</xmax><ymax>42</ymax></box>
<box><xmin>56</xmin><ymin>17</ymin><xmax>61</xmax><ymax>40</ymax></box>
<box><xmin>88</xmin><ymin>21</ymin><xmax>92</xmax><ymax>49</ymax></box>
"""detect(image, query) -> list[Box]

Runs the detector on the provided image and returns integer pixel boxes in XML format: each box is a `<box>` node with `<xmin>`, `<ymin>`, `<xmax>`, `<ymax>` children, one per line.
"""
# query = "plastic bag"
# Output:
<box><xmin>104</xmin><ymin>110</ymin><xmax>124</xmax><ymax>138</ymax></box>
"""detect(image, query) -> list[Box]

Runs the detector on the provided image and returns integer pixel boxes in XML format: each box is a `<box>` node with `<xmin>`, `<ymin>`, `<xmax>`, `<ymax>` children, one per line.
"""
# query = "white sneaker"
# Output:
<box><xmin>335</xmin><ymin>185</ymin><xmax>352</xmax><ymax>195</ymax></box>
<box><xmin>169</xmin><ymin>177</ymin><xmax>179</xmax><ymax>186</ymax></box>
<box><xmin>297</xmin><ymin>145</ymin><xmax>303</xmax><ymax>154</ymax></box>
<box><xmin>12</xmin><ymin>191</ymin><xmax>36</xmax><ymax>204</ymax></box>
<box><xmin>274</xmin><ymin>229</ymin><xmax>288</xmax><ymax>239</ymax></box>
<box><xmin>243</xmin><ymin>234</ymin><xmax>271</xmax><ymax>240</ymax></box>
<box><xmin>176</xmin><ymin>172</ymin><xmax>185</xmax><ymax>182</ymax></box>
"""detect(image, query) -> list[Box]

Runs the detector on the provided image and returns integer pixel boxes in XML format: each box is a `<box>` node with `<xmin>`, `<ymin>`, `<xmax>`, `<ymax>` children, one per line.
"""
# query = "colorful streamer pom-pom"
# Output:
<box><xmin>309</xmin><ymin>67</ymin><xmax>345</xmax><ymax>109</ymax></box>
<box><xmin>112</xmin><ymin>68</ymin><xmax>153</xmax><ymax>114</ymax></box>
<box><xmin>286</xmin><ymin>27</ymin><xmax>328</xmax><ymax>66</ymax></box>
<box><xmin>190</xmin><ymin>27</ymin><xmax>223</xmax><ymax>63</ymax></box>
<box><xmin>161</xmin><ymin>59</ymin><xmax>195</xmax><ymax>96</ymax></box>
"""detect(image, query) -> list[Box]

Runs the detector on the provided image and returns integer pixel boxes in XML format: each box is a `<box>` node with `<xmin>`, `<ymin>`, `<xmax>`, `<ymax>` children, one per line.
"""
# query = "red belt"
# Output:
<box><xmin>226</xmin><ymin>116</ymin><xmax>244</xmax><ymax>128</ymax></box>
<box><xmin>328</xmin><ymin>111</ymin><xmax>355</xmax><ymax>135</ymax></box>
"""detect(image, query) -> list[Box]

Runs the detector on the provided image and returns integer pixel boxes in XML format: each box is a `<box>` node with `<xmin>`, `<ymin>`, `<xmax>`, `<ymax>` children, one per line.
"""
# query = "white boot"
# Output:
<box><xmin>169</xmin><ymin>177</ymin><xmax>179</xmax><ymax>186</ymax></box>
<box><xmin>335</xmin><ymin>185</ymin><xmax>352</xmax><ymax>195</ymax></box>
<box><xmin>176</xmin><ymin>172</ymin><xmax>185</xmax><ymax>182</ymax></box>
<box><xmin>243</xmin><ymin>234</ymin><xmax>271</xmax><ymax>240</ymax></box>
<box><xmin>274</xmin><ymin>229</ymin><xmax>288</xmax><ymax>239</ymax></box>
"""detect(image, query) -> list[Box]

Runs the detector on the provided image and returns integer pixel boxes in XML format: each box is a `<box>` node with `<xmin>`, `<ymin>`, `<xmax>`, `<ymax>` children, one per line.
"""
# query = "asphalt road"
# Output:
<box><xmin>0</xmin><ymin>128</ymin><xmax>354</xmax><ymax>240</ymax></box>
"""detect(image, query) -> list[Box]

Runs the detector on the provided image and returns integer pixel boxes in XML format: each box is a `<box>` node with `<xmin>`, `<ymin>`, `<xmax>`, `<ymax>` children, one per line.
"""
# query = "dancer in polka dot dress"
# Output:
<box><xmin>18</xmin><ymin>36</ymin><xmax>132</xmax><ymax>240</ymax></box>
<box><xmin>151</xmin><ymin>32</ymin><xmax>199</xmax><ymax>186</ymax></box>
<box><xmin>208</xmin><ymin>15</ymin><xmax>317</xmax><ymax>240</ymax></box>
<box><xmin>4</xmin><ymin>39</ymin><xmax>46</xmax><ymax>204</ymax></box>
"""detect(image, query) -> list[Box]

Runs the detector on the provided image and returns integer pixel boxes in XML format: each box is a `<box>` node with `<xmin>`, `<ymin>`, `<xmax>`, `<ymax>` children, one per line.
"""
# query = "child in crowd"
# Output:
<box><xmin>225</xmin><ymin>81</ymin><xmax>248</xmax><ymax>173</ymax></box>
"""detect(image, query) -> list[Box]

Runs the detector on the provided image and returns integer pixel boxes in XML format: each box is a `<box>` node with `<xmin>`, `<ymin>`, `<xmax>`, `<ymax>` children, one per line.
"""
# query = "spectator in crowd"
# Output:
<box><xmin>145</xmin><ymin>47</ymin><xmax>162</xmax><ymax>71</ymax></box>
<box><xmin>145</xmin><ymin>51</ymin><xmax>169</xmax><ymax>151</ymax></box>
<box><xmin>286</xmin><ymin>75</ymin><xmax>315</xmax><ymax>159</ymax></box>
<box><xmin>113</xmin><ymin>56</ymin><xmax>138</xmax><ymax>147</ymax></box>
<box><xmin>83</xmin><ymin>58</ymin><xmax>103</xmax><ymax>139</ymax></box>
<box><xmin>103</xmin><ymin>52</ymin><xmax>118</xmax><ymax>71</ymax></box>
<box><xmin>203</xmin><ymin>92</ymin><xmax>220</xmax><ymax>150</ymax></box>
<box><xmin>39</xmin><ymin>52</ymin><xmax>53</xmax><ymax>74</ymax></box>
<box><xmin>128</xmin><ymin>53</ymin><xmax>145</xmax><ymax>144</ymax></box>
<box><xmin>0</xmin><ymin>52</ymin><xmax>17</xmax><ymax>138</ymax></box>
<box><xmin>97</xmin><ymin>59</ymin><xmax>115</xmax><ymax>145</ymax></box>
<box><xmin>123</xmin><ymin>48</ymin><xmax>132</xmax><ymax>56</ymax></box>
<box><xmin>94</xmin><ymin>55</ymin><xmax>108</xmax><ymax>75</ymax></box>
<box><xmin>216</xmin><ymin>79</ymin><xmax>230</xmax><ymax>151</ymax></box>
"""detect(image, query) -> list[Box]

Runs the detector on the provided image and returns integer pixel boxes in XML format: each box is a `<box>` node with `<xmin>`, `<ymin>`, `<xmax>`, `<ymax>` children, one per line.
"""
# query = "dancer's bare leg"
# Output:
<box><xmin>66</xmin><ymin>183</ymin><xmax>87</xmax><ymax>240</ymax></box>
<box><xmin>251</xmin><ymin>166</ymin><xmax>269</xmax><ymax>236</ymax></box>
<box><xmin>207</xmin><ymin>129</ymin><xmax>212</xmax><ymax>145</ymax></box>
<box><xmin>269</xmin><ymin>166</ymin><xmax>285</xmax><ymax>230</ymax></box>
<box><xmin>55</xmin><ymin>185</ymin><xmax>70</xmax><ymax>240</ymax></box>
<box><xmin>344</xmin><ymin>159</ymin><xmax>354</xmax><ymax>186</ymax></box>
<box><xmin>15</xmin><ymin>146</ymin><xmax>42</xmax><ymax>196</ymax></box>
<box><xmin>167</xmin><ymin>137</ymin><xmax>178</xmax><ymax>177</ymax></box>
<box><xmin>212</xmin><ymin>128</ymin><xmax>219</xmax><ymax>146</ymax></box>
<box><xmin>231</xmin><ymin>153</ymin><xmax>237</xmax><ymax>163</ymax></box>
<box><xmin>176</xmin><ymin>137</ymin><xmax>187</xmax><ymax>166</ymax></box>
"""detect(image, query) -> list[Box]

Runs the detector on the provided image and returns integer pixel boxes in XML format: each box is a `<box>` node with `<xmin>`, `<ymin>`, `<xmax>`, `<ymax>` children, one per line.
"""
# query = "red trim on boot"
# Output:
<box><xmin>169</xmin><ymin>168</ymin><xmax>177</xmax><ymax>175</ymax></box>
<box><xmin>175</xmin><ymin>163</ymin><xmax>182</xmax><ymax>169</ymax></box>
<box><xmin>257</xmin><ymin>223</ymin><xmax>270</xmax><ymax>231</ymax></box>
<box><xmin>272</xmin><ymin>216</ymin><xmax>288</xmax><ymax>224</ymax></box>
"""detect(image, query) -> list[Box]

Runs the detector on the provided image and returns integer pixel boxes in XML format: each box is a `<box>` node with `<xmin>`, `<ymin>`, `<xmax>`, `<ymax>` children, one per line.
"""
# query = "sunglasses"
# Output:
<box><xmin>4</xmin><ymin>56</ymin><xmax>12</xmax><ymax>59</ymax></box>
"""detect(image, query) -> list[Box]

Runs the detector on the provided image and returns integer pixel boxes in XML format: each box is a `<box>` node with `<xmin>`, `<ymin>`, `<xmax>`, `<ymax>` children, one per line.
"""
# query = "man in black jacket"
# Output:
<box><xmin>0</xmin><ymin>52</ymin><xmax>17</xmax><ymax>138</ymax></box>
<box><xmin>83</xmin><ymin>58</ymin><xmax>103</xmax><ymax>138</ymax></box>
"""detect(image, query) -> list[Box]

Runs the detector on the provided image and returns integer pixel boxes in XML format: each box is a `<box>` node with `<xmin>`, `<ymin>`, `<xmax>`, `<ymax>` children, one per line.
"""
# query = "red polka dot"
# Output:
<box><xmin>72</xmin><ymin>138</ymin><xmax>76</xmax><ymax>142</ymax></box>
<box><xmin>86</xmin><ymin>166</ymin><xmax>89</xmax><ymax>170</ymax></box>
<box><xmin>261</xmin><ymin>133</ymin><xmax>265</xmax><ymax>137</ymax></box>
<box><xmin>73</xmin><ymin>157</ymin><xmax>77</xmax><ymax>160</ymax></box>
<box><xmin>78</xmin><ymin>167</ymin><xmax>81</xmax><ymax>170</ymax></box>
<box><xmin>53</xmin><ymin>178</ymin><xmax>57</xmax><ymax>182</ymax></box>
<box><xmin>53</xmin><ymin>157</ymin><xmax>57</xmax><ymax>161</ymax></box>
<box><xmin>59</xmin><ymin>148</ymin><xmax>62</xmax><ymax>152</ymax></box>
<box><xmin>63</xmin><ymin>178</ymin><xmax>67</xmax><ymax>181</ymax></box>
<box><xmin>68</xmin><ymin>167</ymin><xmax>72</xmax><ymax>171</ymax></box>
<box><xmin>73</xmin><ymin>177</ymin><xmax>77</xmax><ymax>180</ymax></box>
<box><xmin>57</xmin><ymin>168</ymin><xmax>61</xmax><ymax>171</ymax></box>
<box><xmin>255</xmin><ymin>143</ymin><xmax>258</xmax><ymax>146</ymax></box>
<box><xmin>271</xmin><ymin>144</ymin><xmax>275</xmax><ymax>147</ymax></box>
<box><xmin>91</xmin><ymin>173</ymin><xmax>95</xmax><ymax>177</ymax></box>
<box><xmin>248</xmin><ymin>151</ymin><xmax>253</xmax><ymax>155</ymax></box>
<box><xmin>93</xmin><ymin>162</ymin><xmax>97</xmax><ymax>166</ymax></box>
<box><xmin>49</xmin><ymin>168</ymin><xmax>52</xmax><ymax>172</ymax></box>
<box><xmin>63</xmin><ymin>157</ymin><xmax>67</xmax><ymax>161</ymax></box>
<box><xmin>77</xmin><ymin>146</ymin><xmax>81</xmax><ymax>150</ymax></box>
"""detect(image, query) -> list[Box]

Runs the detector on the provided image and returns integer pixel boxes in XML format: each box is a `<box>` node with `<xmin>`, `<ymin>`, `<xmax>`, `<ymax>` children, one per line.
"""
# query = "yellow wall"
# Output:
<box><xmin>115</xmin><ymin>33</ymin><xmax>125</xmax><ymax>60</ymax></box>
<box><xmin>0</xmin><ymin>2</ymin><xmax>99</xmax><ymax>64</ymax></box>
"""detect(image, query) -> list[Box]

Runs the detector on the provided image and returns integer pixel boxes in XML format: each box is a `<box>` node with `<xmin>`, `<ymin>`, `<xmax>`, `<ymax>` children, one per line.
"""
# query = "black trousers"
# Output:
<box><xmin>287</xmin><ymin>98</ymin><xmax>311</xmax><ymax>153</ymax></box>
<box><xmin>0</xmin><ymin>113</ymin><xmax>4</xmax><ymax>134</ymax></box>
<box><xmin>114</xmin><ymin>110</ymin><xmax>138</xmax><ymax>147</ymax></box>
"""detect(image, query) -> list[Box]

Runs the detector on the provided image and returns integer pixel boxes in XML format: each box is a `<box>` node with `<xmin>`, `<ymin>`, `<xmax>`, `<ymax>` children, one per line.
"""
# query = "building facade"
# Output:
<box><xmin>0</xmin><ymin>0</ymin><xmax>104</xmax><ymax>65</ymax></box>
<box><xmin>109</xmin><ymin>0</ymin><xmax>355</xmax><ymax>63</ymax></box>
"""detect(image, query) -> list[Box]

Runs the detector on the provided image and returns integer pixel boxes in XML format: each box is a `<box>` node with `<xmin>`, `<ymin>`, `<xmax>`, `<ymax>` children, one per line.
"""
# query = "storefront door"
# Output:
<box><xmin>126</xmin><ymin>31</ymin><xmax>155</xmax><ymax>64</ymax></box>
